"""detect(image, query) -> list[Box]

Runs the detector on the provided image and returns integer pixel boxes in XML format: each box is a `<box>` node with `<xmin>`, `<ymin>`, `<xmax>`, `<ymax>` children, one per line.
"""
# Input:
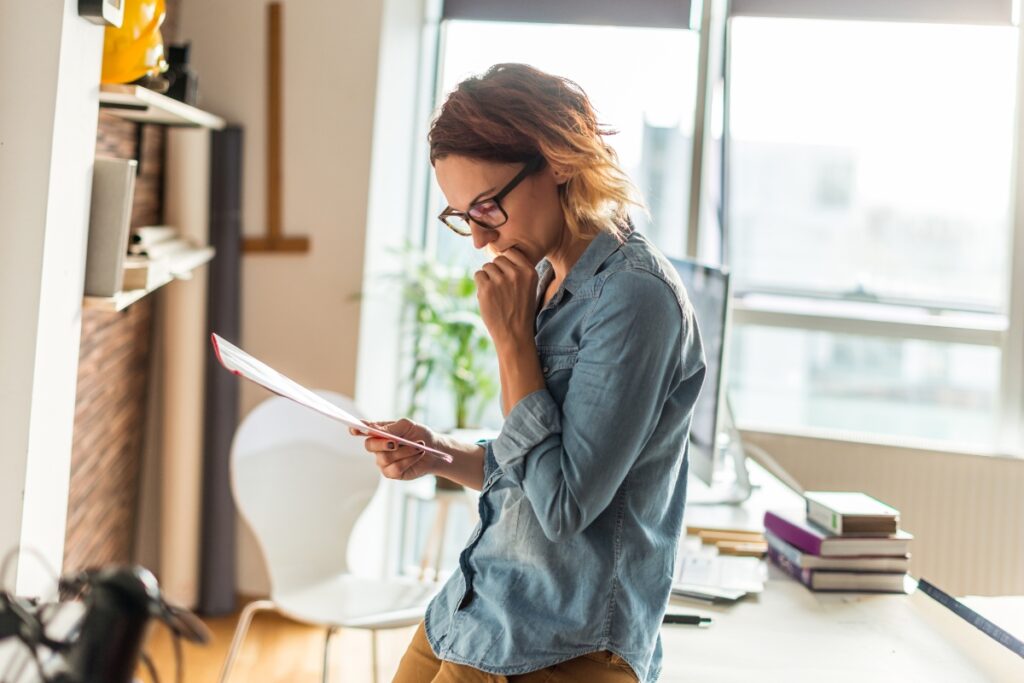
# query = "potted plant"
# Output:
<box><xmin>400</xmin><ymin>249</ymin><xmax>499</xmax><ymax>488</ymax></box>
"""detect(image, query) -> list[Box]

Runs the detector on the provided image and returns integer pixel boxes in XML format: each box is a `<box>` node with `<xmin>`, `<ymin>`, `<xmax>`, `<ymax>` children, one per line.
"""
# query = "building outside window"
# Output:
<box><xmin>725</xmin><ymin>16</ymin><xmax>1018</xmax><ymax>450</ymax></box>
<box><xmin>413</xmin><ymin>1</ymin><xmax>1024</xmax><ymax>454</ymax></box>
<box><xmin>421</xmin><ymin>15</ymin><xmax>701</xmax><ymax>431</ymax></box>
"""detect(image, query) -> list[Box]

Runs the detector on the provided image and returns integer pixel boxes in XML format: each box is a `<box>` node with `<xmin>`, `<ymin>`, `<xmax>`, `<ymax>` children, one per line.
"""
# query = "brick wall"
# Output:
<box><xmin>63</xmin><ymin>0</ymin><xmax>181</xmax><ymax>572</ymax></box>
<box><xmin>63</xmin><ymin>118</ymin><xmax>167</xmax><ymax>574</ymax></box>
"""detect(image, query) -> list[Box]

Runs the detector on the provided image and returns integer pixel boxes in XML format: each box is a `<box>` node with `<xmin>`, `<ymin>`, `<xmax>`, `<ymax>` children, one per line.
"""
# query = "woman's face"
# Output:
<box><xmin>434</xmin><ymin>155</ymin><xmax>567</xmax><ymax>265</ymax></box>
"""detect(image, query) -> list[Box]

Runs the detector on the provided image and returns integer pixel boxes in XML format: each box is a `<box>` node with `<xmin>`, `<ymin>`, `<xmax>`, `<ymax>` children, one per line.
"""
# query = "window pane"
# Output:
<box><xmin>727</xmin><ymin>18</ymin><xmax>1017</xmax><ymax>312</ymax></box>
<box><xmin>434</xmin><ymin>20</ymin><xmax>701</xmax><ymax>261</ymax></box>
<box><xmin>728</xmin><ymin>325</ymin><xmax>1001</xmax><ymax>448</ymax></box>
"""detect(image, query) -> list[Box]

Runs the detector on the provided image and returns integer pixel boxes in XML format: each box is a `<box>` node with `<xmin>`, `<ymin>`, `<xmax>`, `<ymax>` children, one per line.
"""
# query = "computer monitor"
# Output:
<box><xmin>668</xmin><ymin>257</ymin><xmax>751</xmax><ymax>504</ymax></box>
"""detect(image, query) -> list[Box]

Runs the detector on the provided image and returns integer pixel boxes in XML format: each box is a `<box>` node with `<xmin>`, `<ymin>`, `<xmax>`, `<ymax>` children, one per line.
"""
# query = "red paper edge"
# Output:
<box><xmin>210</xmin><ymin>332</ymin><xmax>224</xmax><ymax>365</ymax></box>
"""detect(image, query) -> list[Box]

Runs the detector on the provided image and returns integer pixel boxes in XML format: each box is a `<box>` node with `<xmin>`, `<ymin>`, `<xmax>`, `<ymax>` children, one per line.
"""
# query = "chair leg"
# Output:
<box><xmin>418</xmin><ymin>498</ymin><xmax>446</xmax><ymax>581</ymax></box>
<box><xmin>432</xmin><ymin>498</ymin><xmax>451</xmax><ymax>582</ymax></box>
<box><xmin>217</xmin><ymin>599</ymin><xmax>277</xmax><ymax>683</ymax></box>
<box><xmin>371</xmin><ymin>629</ymin><xmax>380</xmax><ymax>683</ymax></box>
<box><xmin>323</xmin><ymin>627</ymin><xmax>337</xmax><ymax>683</ymax></box>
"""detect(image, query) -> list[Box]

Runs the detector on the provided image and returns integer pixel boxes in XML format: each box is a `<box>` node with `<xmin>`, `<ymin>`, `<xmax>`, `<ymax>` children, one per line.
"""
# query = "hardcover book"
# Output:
<box><xmin>804</xmin><ymin>491</ymin><xmax>900</xmax><ymax>535</ymax></box>
<box><xmin>764</xmin><ymin>509</ymin><xmax>912</xmax><ymax>557</ymax></box>
<box><xmin>768</xmin><ymin>546</ymin><xmax>909</xmax><ymax>593</ymax></box>
<box><xmin>765</xmin><ymin>530</ymin><xmax>910</xmax><ymax>573</ymax></box>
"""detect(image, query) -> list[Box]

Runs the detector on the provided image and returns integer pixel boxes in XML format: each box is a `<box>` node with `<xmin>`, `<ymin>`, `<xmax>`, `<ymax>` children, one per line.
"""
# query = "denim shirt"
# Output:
<box><xmin>424</xmin><ymin>228</ymin><xmax>706</xmax><ymax>682</ymax></box>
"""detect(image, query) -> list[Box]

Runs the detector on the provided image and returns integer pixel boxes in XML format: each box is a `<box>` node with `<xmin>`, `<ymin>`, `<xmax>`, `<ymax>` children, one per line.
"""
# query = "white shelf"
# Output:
<box><xmin>99</xmin><ymin>85</ymin><xmax>226</xmax><ymax>130</ymax></box>
<box><xmin>84</xmin><ymin>246</ymin><xmax>215</xmax><ymax>313</ymax></box>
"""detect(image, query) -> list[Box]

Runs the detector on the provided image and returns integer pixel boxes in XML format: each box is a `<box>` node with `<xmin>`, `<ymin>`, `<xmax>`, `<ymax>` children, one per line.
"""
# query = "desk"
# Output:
<box><xmin>662</xmin><ymin>461</ymin><xmax>1024</xmax><ymax>682</ymax></box>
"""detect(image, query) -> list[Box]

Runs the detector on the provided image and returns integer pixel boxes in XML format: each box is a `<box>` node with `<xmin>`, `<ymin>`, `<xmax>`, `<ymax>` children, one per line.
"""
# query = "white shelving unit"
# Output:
<box><xmin>98</xmin><ymin>84</ymin><xmax>226</xmax><ymax>129</ymax></box>
<box><xmin>86</xmin><ymin>85</ymin><xmax>225</xmax><ymax>312</ymax></box>
<box><xmin>83</xmin><ymin>246</ymin><xmax>215</xmax><ymax>313</ymax></box>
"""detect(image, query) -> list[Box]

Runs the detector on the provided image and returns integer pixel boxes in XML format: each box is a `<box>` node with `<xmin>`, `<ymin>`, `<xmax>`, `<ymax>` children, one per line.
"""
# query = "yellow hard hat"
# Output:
<box><xmin>101</xmin><ymin>0</ymin><xmax>169</xmax><ymax>85</ymax></box>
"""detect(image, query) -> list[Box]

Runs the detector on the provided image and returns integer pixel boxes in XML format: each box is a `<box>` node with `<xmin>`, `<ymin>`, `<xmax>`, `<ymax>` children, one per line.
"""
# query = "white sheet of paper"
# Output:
<box><xmin>210</xmin><ymin>333</ymin><xmax>453</xmax><ymax>463</ymax></box>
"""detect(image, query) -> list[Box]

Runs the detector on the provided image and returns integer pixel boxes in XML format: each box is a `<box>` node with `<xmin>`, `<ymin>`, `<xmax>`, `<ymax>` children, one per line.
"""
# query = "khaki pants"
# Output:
<box><xmin>392</xmin><ymin>622</ymin><xmax>639</xmax><ymax>683</ymax></box>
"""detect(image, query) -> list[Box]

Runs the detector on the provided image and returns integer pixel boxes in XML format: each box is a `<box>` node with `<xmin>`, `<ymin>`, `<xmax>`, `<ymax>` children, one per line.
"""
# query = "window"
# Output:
<box><xmin>421</xmin><ymin>17</ymin><xmax>702</xmax><ymax>430</ymax></box>
<box><xmin>433</xmin><ymin>19</ymin><xmax>700</xmax><ymax>259</ymax></box>
<box><xmin>410</xmin><ymin>1</ymin><xmax>1023</xmax><ymax>453</ymax></box>
<box><xmin>724</xmin><ymin>16</ymin><xmax>1019</xmax><ymax>449</ymax></box>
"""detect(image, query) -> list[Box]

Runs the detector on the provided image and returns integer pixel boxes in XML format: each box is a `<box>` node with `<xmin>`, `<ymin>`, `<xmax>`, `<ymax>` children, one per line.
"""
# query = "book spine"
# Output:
<box><xmin>806</xmin><ymin>497</ymin><xmax>843</xmax><ymax>535</ymax></box>
<box><xmin>764</xmin><ymin>530</ymin><xmax>805</xmax><ymax>569</ymax></box>
<box><xmin>767</xmin><ymin>546</ymin><xmax>813</xmax><ymax>589</ymax></box>
<box><xmin>764</xmin><ymin>511</ymin><xmax>823</xmax><ymax>555</ymax></box>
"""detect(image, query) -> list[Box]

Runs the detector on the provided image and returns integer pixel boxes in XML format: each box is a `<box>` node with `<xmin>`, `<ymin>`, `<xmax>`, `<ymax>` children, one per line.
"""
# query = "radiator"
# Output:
<box><xmin>741</xmin><ymin>429</ymin><xmax>1024</xmax><ymax>596</ymax></box>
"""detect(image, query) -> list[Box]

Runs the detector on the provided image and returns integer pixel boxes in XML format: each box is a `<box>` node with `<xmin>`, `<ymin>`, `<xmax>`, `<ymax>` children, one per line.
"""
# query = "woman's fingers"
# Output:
<box><xmin>349</xmin><ymin>418</ymin><xmax>430</xmax><ymax>480</ymax></box>
<box><xmin>500</xmin><ymin>246</ymin><xmax>533</xmax><ymax>270</ymax></box>
<box><xmin>480</xmin><ymin>261</ymin><xmax>504</xmax><ymax>283</ymax></box>
<box><xmin>374</xmin><ymin>447</ymin><xmax>416</xmax><ymax>468</ymax></box>
<box><xmin>350</xmin><ymin>419</ymin><xmax>416</xmax><ymax>441</ymax></box>
<box><xmin>365</xmin><ymin>437</ymin><xmax>400</xmax><ymax>452</ymax></box>
<box><xmin>375</xmin><ymin>448</ymin><xmax>427</xmax><ymax>480</ymax></box>
<box><xmin>490</xmin><ymin>248</ymin><xmax>534</xmax><ymax>281</ymax></box>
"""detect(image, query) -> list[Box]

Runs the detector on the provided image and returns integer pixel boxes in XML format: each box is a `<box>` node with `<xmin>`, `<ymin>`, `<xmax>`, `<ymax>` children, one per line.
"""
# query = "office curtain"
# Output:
<box><xmin>444</xmin><ymin>0</ymin><xmax>1016</xmax><ymax>28</ymax></box>
<box><xmin>442</xmin><ymin>0</ymin><xmax>694</xmax><ymax>28</ymax></box>
<box><xmin>728</xmin><ymin>0</ymin><xmax>1015</xmax><ymax>25</ymax></box>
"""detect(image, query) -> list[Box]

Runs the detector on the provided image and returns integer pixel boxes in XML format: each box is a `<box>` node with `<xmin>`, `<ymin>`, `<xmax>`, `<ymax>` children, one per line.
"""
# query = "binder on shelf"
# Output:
<box><xmin>84</xmin><ymin>157</ymin><xmax>137</xmax><ymax>297</ymax></box>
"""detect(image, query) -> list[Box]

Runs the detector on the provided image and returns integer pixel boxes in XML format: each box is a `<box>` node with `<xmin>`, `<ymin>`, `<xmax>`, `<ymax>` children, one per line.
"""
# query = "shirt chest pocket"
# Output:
<box><xmin>538</xmin><ymin>346</ymin><xmax>578</xmax><ymax>404</ymax></box>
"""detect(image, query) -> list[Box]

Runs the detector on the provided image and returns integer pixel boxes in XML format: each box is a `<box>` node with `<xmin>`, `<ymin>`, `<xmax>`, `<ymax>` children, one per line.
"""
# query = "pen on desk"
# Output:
<box><xmin>662</xmin><ymin>613</ymin><xmax>712</xmax><ymax>626</ymax></box>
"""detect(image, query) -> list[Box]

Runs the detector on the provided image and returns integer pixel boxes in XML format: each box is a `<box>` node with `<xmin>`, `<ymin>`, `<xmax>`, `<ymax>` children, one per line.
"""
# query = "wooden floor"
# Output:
<box><xmin>143</xmin><ymin>605</ymin><xmax>417</xmax><ymax>683</ymax></box>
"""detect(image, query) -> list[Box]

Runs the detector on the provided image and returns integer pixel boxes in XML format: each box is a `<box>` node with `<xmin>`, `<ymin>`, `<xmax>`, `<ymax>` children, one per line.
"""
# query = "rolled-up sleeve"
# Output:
<box><xmin>480</xmin><ymin>439</ymin><xmax>502</xmax><ymax>485</ymax></box>
<box><xmin>492</xmin><ymin>270</ymin><xmax>699</xmax><ymax>542</ymax></box>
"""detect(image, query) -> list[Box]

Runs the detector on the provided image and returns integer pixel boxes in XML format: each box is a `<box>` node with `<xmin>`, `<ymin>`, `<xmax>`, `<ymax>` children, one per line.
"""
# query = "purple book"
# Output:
<box><xmin>764</xmin><ymin>509</ymin><xmax>913</xmax><ymax>558</ymax></box>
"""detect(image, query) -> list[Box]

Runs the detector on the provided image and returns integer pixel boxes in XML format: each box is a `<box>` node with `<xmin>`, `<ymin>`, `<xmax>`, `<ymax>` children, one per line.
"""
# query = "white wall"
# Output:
<box><xmin>0</xmin><ymin>1</ymin><xmax>104</xmax><ymax>597</ymax></box>
<box><xmin>177</xmin><ymin>0</ymin><xmax>428</xmax><ymax>594</ymax></box>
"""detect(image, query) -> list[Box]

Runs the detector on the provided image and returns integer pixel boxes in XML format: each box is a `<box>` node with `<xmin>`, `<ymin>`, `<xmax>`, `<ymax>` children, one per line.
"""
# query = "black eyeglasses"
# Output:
<box><xmin>438</xmin><ymin>156</ymin><xmax>546</xmax><ymax>236</ymax></box>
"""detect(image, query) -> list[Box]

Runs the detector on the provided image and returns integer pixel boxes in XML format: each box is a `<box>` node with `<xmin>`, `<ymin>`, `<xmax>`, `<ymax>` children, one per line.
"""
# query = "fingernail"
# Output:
<box><xmin>387</xmin><ymin>441</ymin><xmax>396</xmax><ymax>450</ymax></box>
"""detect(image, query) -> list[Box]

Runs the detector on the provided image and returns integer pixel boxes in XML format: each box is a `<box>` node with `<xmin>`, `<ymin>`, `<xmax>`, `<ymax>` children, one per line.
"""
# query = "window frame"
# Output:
<box><xmin>413</xmin><ymin>0</ymin><xmax>1024</xmax><ymax>456</ymax></box>
<box><xmin>707</xmin><ymin>8</ymin><xmax>1024</xmax><ymax>455</ymax></box>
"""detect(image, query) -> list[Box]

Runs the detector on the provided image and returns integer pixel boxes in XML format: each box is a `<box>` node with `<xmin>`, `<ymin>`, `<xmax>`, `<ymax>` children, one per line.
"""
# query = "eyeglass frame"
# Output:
<box><xmin>437</xmin><ymin>156</ymin><xmax>547</xmax><ymax>236</ymax></box>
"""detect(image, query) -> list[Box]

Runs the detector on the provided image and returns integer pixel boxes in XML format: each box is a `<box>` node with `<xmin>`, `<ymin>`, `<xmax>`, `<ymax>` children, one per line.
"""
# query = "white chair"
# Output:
<box><xmin>218</xmin><ymin>391</ymin><xmax>438</xmax><ymax>683</ymax></box>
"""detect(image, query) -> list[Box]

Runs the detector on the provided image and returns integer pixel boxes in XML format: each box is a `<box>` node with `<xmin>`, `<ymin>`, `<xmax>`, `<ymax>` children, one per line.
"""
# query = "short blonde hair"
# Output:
<box><xmin>429</xmin><ymin>63</ymin><xmax>646</xmax><ymax>240</ymax></box>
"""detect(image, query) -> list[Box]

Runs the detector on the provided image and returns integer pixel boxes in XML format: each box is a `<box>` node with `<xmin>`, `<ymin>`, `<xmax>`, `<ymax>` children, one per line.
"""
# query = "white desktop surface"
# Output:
<box><xmin>665</xmin><ymin>461</ymin><xmax>1024</xmax><ymax>682</ymax></box>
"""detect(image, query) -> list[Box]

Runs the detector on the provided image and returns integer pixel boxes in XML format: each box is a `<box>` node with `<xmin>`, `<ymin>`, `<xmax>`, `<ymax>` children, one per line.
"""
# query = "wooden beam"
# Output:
<box><xmin>244</xmin><ymin>1</ymin><xmax>310</xmax><ymax>254</ymax></box>
<box><xmin>242</xmin><ymin>236</ymin><xmax>310</xmax><ymax>253</ymax></box>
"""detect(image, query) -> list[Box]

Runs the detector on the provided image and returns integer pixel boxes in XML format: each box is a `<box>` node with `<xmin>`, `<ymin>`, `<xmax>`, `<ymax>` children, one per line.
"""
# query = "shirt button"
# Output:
<box><xmin>542</xmin><ymin>366</ymin><xmax>550</xmax><ymax>374</ymax></box>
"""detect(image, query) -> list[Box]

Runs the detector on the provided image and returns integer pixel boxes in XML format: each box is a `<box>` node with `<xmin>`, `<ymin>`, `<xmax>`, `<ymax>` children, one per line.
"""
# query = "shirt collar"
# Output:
<box><xmin>535</xmin><ymin>219</ymin><xmax>632</xmax><ymax>302</ymax></box>
<box><xmin>564</xmin><ymin>221</ymin><xmax>632</xmax><ymax>292</ymax></box>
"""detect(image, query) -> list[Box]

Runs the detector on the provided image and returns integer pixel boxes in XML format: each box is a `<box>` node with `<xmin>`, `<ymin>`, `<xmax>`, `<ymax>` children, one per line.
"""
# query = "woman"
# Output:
<box><xmin>354</xmin><ymin>63</ymin><xmax>706</xmax><ymax>682</ymax></box>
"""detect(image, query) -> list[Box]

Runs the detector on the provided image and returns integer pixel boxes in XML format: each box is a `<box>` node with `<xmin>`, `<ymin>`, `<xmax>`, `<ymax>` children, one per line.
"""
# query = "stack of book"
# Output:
<box><xmin>122</xmin><ymin>226</ymin><xmax>184</xmax><ymax>290</ymax></box>
<box><xmin>764</xmin><ymin>491</ymin><xmax>913</xmax><ymax>593</ymax></box>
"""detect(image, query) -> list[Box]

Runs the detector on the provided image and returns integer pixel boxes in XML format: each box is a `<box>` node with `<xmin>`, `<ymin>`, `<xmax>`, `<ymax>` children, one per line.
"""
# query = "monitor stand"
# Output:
<box><xmin>686</xmin><ymin>400</ymin><xmax>754</xmax><ymax>506</ymax></box>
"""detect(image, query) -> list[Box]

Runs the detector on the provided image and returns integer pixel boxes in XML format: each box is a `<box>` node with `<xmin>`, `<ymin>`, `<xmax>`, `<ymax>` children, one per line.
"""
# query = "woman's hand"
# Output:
<box><xmin>350</xmin><ymin>418</ymin><xmax>437</xmax><ymax>481</ymax></box>
<box><xmin>475</xmin><ymin>247</ymin><xmax>538</xmax><ymax>351</ymax></box>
